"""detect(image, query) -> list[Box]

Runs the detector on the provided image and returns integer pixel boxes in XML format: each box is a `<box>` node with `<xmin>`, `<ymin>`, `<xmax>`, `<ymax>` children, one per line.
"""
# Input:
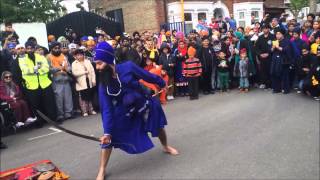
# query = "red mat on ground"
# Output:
<box><xmin>0</xmin><ymin>160</ymin><xmax>69</xmax><ymax>180</ymax></box>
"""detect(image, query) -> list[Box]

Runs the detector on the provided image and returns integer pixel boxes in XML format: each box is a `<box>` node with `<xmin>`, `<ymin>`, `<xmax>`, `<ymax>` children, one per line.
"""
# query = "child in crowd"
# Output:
<box><xmin>159</xmin><ymin>43</ymin><xmax>175</xmax><ymax>100</ymax></box>
<box><xmin>141</xmin><ymin>57</ymin><xmax>169</xmax><ymax>104</ymax></box>
<box><xmin>71</xmin><ymin>49</ymin><xmax>96</xmax><ymax>117</ymax></box>
<box><xmin>234</xmin><ymin>48</ymin><xmax>251</xmax><ymax>92</ymax></box>
<box><xmin>174</xmin><ymin>40</ymin><xmax>189</xmax><ymax>96</ymax></box>
<box><xmin>157</xmin><ymin>29</ymin><xmax>166</xmax><ymax>49</ymax></box>
<box><xmin>217</xmin><ymin>51</ymin><xmax>230</xmax><ymax>92</ymax></box>
<box><xmin>183</xmin><ymin>46</ymin><xmax>202</xmax><ymax>100</ymax></box>
<box><xmin>35</xmin><ymin>46</ymin><xmax>45</xmax><ymax>56</ymax></box>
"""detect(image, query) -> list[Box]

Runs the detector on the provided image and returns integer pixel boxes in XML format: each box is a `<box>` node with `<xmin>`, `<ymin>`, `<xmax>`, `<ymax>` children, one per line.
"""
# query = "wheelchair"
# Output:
<box><xmin>0</xmin><ymin>100</ymin><xmax>17</xmax><ymax>136</ymax></box>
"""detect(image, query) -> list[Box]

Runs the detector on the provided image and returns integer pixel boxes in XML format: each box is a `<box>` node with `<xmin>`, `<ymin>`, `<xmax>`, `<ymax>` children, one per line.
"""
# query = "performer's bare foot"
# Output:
<box><xmin>163</xmin><ymin>146</ymin><xmax>179</xmax><ymax>155</ymax></box>
<box><xmin>96</xmin><ymin>170</ymin><xmax>105</xmax><ymax>180</ymax></box>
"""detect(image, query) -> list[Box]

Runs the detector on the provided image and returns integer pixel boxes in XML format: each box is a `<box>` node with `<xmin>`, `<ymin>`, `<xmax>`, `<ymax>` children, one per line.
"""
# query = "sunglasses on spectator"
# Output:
<box><xmin>4</xmin><ymin>76</ymin><xmax>12</xmax><ymax>79</ymax></box>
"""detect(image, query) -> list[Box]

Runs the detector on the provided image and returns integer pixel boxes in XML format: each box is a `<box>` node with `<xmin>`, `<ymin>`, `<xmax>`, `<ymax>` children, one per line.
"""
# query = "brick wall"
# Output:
<box><xmin>222</xmin><ymin>0</ymin><xmax>234</xmax><ymax>15</ymax></box>
<box><xmin>264</xmin><ymin>0</ymin><xmax>284</xmax><ymax>7</ymax></box>
<box><xmin>89</xmin><ymin>0</ymin><xmax>166</xmax><ymax>34</ymax></box>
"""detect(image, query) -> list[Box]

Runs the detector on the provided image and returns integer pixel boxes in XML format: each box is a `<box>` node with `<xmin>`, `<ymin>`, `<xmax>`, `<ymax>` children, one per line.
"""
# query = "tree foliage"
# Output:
<box><xmin>76</xmin><ymin>1</ymin><xmax>85</xmax><ymax>11</ymax></box>
<box><xmin>289</xmin><ymin>0</ymin><xmax>309</xmax><ymax>18</ymax></box>
<box><xmin>0</xmin><ymin>0</ymin><xmax>66</xmax><ymax>23</ymax></box>
<box><xmin>309</xmin><ymin>0</ymin><xmax>318</xmax><ymax>14</ymax></box>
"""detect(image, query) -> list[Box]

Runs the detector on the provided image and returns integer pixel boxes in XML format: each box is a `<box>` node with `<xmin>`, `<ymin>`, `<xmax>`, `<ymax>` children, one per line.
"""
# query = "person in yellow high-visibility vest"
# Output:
<box><xmin>18</xmin><ymin>41</ymin><xmax>58</xmax><ymax>127</ymax></box>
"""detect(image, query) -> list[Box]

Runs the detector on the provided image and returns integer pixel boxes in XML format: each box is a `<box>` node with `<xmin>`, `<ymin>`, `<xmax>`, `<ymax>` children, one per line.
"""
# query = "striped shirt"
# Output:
<box><xmin>183</xmin><ymin>57</ymin><xmax>202</xmax><ymax>77</ymax></box>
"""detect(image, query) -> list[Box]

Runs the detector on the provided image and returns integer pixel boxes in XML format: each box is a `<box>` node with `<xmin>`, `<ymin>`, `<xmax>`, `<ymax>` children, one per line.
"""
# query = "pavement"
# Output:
<box><xmin>0</xmin><ymin>89</ymin><xmax>319</xmax><ymax>180</ymax></box>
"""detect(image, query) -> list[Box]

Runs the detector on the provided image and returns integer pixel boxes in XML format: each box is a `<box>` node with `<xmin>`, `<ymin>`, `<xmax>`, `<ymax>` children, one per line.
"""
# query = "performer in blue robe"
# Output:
<box><xmin>94</xmin><ymin>42</ymin><xmax>179</xmax><ymax>180</ymax></box>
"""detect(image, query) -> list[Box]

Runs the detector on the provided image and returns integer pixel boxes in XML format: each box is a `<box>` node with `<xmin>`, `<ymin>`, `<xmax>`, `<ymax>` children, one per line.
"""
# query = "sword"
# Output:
<box><xmin>36</xmin><ymin>110</ymin><xmax>137</xmax><ymax>151</ymax></box>
<box><xmin>152</xmin><ymin>85</ymin><xmax>173</xmax><ymax>97</ymax></box>
<box><xmin>36</xmin><ymin>110</ymin><xmax>100</xmax><ymax>142</ymax></box>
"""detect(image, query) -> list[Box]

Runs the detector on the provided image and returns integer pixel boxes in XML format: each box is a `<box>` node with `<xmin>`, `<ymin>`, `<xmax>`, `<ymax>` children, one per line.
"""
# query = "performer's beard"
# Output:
<box><xmin>52</xmin><ymin>50</ymin><xmax>61</xmax><ymax>56</ymax></box>
<box><xmin>99</xmin><ymin>65</ymin><xmax>113</xmax><ymax>86</ymax></box>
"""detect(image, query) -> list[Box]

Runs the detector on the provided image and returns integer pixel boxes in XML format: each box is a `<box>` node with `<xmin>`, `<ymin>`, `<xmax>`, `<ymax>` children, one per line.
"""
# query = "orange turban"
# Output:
<box><xmin>187</xmin><ymin>46</ymin><xmax>196</xmax><ymax>57</ymax></box>
<box><xmin>200</xmin><ymin>30</ymin><xmax>209</xmax><ymax>37</ymax></box>
<box><xmin>48</xmin><ymin>35</ymin><xmax>55</xmax><ymax>42</ymax></box>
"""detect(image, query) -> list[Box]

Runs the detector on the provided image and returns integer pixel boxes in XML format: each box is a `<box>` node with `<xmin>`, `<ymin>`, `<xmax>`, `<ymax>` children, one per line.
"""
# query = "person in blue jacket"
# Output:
<box><xmin>291</xmin><ymin>28</ymin><xmax>306</xmax><ymax>88</ymax></box>
<box><xmin>270</xmin><ymin>29</ymin><xmax>293</xmax><ymax>94</ymax></box>
<box><xmin>94</xmin><ymin>42</ymin><xmax>179</xmax><ymax>180</ymax></box>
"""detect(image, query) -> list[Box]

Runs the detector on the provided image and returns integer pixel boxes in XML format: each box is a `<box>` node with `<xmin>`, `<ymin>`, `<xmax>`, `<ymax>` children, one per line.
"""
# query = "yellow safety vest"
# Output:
<box><xmin>18</xmin><ymin>53</ymin><xmax>52</xmax><ymax>90</ymax></box>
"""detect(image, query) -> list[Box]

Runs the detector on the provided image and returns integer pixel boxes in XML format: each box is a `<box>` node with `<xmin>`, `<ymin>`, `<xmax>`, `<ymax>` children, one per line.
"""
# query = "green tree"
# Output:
<box><xmin>309</xmin><ymin>0</ymin><xmax>317</xmax><ymax>14</ymax></box>
<box><xmin>0</xmin><ymin>0</ymin><xmax>66</xmax><ymax>23</ymax></box>
<box><xmin>76</xmin><ymin>1</ymin><xmax>85</xmax><ymax>11</ymax></box>
<box><xmin>289</xmin><ymin>0</ymin><xmax>308</xmax><ymax>18</ymax></box>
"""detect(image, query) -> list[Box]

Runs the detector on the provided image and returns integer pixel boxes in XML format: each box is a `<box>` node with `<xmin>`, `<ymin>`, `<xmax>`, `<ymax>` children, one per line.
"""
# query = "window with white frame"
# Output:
<box><xmin>184</xmin><ymin>13</ymin><xmax>192</xmax><ymax>21</ymax></box>
<box><xmin>198</xmin><ymin>12</ymin><xmax>207</xmax><ymax>21</ymax></box>
<box><xmin>251</xmin><ymin>11</ymin><xmax>259</xmax><ymax>24</ymax></box>
<box><xmin>238</xmin><ymin>11</ymin><xmax>246</xmax><ymax>27</ymax></box>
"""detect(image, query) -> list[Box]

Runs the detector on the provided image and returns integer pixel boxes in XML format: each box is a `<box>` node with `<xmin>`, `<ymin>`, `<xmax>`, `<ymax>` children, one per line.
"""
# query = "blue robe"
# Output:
<box><xmin>98</xmin><ymin>61</ymin><xmax>167</xmax><ymax>154</ymax></box>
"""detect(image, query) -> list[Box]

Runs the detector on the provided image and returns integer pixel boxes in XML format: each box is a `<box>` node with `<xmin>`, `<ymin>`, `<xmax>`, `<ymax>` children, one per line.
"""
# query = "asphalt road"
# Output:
<box><xmin>1</xmin><ymin>89</ymin><xmax>319</xmax><ymax>180</ymax></box>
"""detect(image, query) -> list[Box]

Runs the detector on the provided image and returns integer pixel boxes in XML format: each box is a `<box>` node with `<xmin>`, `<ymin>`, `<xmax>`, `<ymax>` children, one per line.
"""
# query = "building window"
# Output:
<box><xmin>185</xmin><ymin>24</ymin><xmax>193</xmax><ymax>34</ymax></box>
<box><xmin>251</xmin><ymin>11</ymin><xmax>259</xmax><ymax>23</ymax></box>
<box><xmin>198</xmin><ymin>12</ymin><xmax>207</xmax><ymax>21</ymax></box>
<box><xmin>239</xmin><ymin>21</ymin><xmax>246</xmax><ymax>27</ymax></box>
<box><xmin>239</xmin><ymin>12</ymin><xmax>245</xmax><ymax>19</ymax></box>
<box><xmin>238</xmin><ymin>11</ymin><xmax>246</xmax><ymax>27</ymax></box>
<box><xmin>184</xmin><ymin>13</ymin><xmax>192</xmax><ymax>21</ymax></box>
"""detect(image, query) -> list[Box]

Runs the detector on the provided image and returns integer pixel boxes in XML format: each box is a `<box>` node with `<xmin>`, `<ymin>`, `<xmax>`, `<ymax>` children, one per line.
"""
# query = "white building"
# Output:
<box><xmin>167</xmin><ymin>0</ymin><xmax>264</xmax><ymax>31</ymax></box>
<box><xmin>233</xmin><ymin>1</ymin><xmax>264</xmax><ymax>28</ymax></box>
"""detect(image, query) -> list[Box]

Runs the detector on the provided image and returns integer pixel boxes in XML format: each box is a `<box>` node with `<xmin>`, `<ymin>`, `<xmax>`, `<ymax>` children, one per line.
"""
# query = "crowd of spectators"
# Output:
<box><xmin>1</xmin><ymin>13</ymin><xmax>320</xmax><ymax>149</ymax></box>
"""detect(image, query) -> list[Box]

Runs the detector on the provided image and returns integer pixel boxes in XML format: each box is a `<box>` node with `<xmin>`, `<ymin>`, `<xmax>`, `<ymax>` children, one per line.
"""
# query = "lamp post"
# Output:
<box><xmin>181</xmin><ymin>0</ymin><xmax>185</xmax><ymax>33</ymax></box>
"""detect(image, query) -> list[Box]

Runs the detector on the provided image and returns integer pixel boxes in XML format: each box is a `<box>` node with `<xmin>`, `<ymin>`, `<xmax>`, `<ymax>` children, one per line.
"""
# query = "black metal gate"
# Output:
<box><xmin>46</xmin><ymin>11</ymin><xmax>122</xmax><ymax>38</ymax></box>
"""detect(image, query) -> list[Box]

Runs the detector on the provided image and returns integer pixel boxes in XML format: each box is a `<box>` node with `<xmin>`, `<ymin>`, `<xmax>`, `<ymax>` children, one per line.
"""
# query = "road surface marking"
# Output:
<box><xmin>27</xmin><ymin>127</ymin><xmax>62</xmax><ymax>141</ymax></box>
<box><xmin>48</xmin><ymin>127</ymin><xmax>62</xmax><ymax>132</ymax></box>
